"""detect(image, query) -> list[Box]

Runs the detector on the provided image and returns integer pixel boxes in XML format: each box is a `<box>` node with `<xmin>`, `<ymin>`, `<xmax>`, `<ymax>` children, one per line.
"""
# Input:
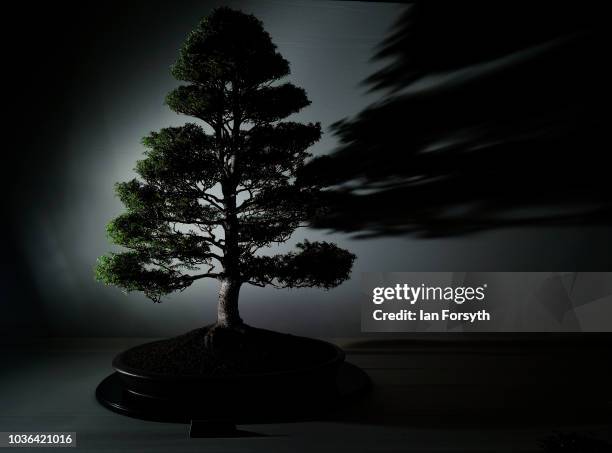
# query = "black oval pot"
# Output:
<box><xmin>113</xmin><ymin>334</ymin><xmax>345</xmax><ymax>407</ymax></box>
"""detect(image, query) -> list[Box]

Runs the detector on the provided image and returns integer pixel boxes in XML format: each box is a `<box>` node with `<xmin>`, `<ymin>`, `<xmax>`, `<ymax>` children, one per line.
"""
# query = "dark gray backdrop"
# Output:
<box><xmin>3</xmin><ymin>0</ymin><xmax>612</xmax><ymax>340</ymax></box>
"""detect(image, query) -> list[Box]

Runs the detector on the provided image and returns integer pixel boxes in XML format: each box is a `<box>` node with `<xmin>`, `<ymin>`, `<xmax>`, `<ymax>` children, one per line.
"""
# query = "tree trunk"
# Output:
<box><xmin>217</xmin><ymin>278</ymin><xmax>242</xmax><ymax>327</ymax></box>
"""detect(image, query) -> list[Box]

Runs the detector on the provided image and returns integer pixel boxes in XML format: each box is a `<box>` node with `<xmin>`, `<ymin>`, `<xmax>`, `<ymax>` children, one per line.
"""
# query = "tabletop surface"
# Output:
<box><xmin>1</xmin><ymin>336</ymin><xmax>611</xmax><ymax>452</ymax></box>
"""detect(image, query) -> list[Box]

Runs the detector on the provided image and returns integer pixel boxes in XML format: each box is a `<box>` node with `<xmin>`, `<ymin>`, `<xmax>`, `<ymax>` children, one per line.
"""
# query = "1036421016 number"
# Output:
<box><xmin>3</xmin><ymin>432</ymin><xmax>75</xmax><ymax>447</ymax></box>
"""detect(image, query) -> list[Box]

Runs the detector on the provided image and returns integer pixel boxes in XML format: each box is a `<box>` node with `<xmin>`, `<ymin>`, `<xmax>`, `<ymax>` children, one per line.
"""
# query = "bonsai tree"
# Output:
<box><xmin>95</xmin><ymin>7</ymin><xmax>355</xmax><ymax>331</ymax></box>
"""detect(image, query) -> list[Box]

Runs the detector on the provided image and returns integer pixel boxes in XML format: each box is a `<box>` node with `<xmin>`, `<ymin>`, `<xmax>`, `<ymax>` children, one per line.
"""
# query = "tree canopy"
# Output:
<box><xmin>96</xmin><ymin>7</ymin><xmax>355</xmax><ymax>305</ymax></box>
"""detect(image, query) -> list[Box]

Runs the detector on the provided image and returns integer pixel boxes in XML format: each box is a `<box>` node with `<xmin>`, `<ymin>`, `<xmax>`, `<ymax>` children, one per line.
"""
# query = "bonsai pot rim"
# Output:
<box><xmin>112</xmin><ymin>335</ymin><xmax>346</xmax><ymax>382</ymax></box>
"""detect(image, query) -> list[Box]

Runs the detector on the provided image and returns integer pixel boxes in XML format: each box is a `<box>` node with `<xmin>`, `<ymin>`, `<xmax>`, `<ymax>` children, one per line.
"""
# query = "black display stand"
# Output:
<box><xmin>188</xmin><ymin>420</ymin><xmax>265</xmax><ymax>438</ymax></box>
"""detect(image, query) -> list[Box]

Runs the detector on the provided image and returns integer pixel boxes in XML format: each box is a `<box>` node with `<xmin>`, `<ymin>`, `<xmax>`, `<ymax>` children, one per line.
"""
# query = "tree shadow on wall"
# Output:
<box><xmin>300</xmin><ymin>2</ymin><xmax>612</xmax><ymax>238</ymax></box>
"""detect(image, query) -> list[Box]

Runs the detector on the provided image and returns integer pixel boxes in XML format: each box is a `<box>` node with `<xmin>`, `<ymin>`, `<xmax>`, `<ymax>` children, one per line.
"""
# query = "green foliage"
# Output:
<box><xmin>165</xmin><ymin>85</ymin><xmax>224</xmax><ymax>123</ymax></box>
<box><xmin>106</xmin><ymin>212</ymin><xmax>213</xmax><ymax>264</ymax></box>
<box><xmin>242</xmin><ymin>122</ymin><xmax>321</xmax><ymax>180</ymax></box>
<box><xmin>171</xmin><ymin>7</ymin><xmax>289</xmax><ymax>86</ymax></box>
<box><xmin>95</xmin><ymin>253</ymin><xmax>189</xmax><ymax>303</ymax></box>
<box><xmin>138</xmin><ymin>124</ymin><xmax>220</xmax><ymax>189</ymax></box>
<box><xmin>243</xmin><ymin>241</ymin><xmax>356</xmax><ymax>289</ymax></box>
<box><xmin>96</xmin><ymin>7</ymin><xmax>354</xmax><ymax>303</ymax></box>
<box><xmin>242</xmin><ymin>84</ymin><xmax>310</xmax><ymax>123</ymax></box>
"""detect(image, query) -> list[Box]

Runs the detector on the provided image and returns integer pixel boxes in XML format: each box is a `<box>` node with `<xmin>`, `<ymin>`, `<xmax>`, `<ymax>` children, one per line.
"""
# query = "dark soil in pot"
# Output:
<box><xmin>114</xmin><ymin>324</ymin><xmax>344</xmax><ymax>378</ymax></box>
